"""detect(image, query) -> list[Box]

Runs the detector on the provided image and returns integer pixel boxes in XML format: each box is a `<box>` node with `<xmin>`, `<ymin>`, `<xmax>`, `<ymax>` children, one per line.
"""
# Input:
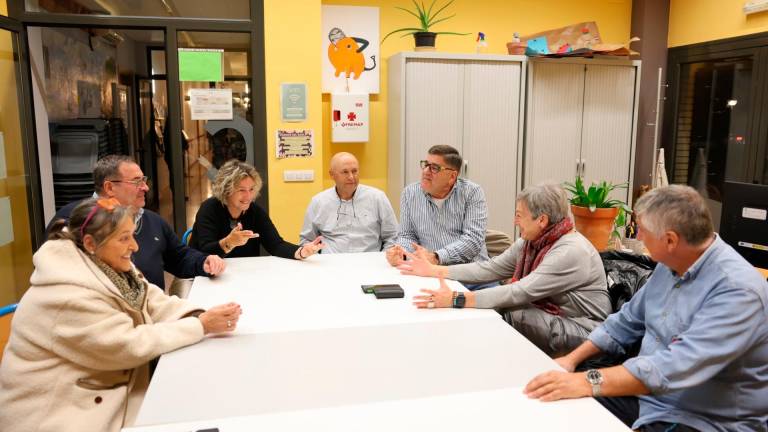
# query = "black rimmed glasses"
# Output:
<box><xmin>107</xmin><ymin>176</ymin><xmax>149</xmax><ymax>188</ymax></box>
<box><xmin>419</xmin><ymin>160</ymin><xmax>456</xmax><ymax>174</ymax></box>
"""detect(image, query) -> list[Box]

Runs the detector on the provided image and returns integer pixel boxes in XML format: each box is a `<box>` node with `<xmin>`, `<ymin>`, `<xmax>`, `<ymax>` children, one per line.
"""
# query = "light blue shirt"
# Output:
<box><xmin>395</xmin><ymin>178</ymin><xmax>488</xmax><ymax>265</ymax></box>
<box><xmin>589</xmin><ymin>235</ymin><xmax>768</xmax><ymax>431</ymax></box>
<box><xmin>300</xmin><ymin>185</ymin><xmax>398</xmax><ymax>253</ymax></box>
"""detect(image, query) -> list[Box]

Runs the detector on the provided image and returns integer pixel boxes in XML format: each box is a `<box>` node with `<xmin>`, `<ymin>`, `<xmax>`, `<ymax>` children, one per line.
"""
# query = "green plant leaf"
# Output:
<box><xmin>432</xmin><ymin>31</ymin><xmax>471</xmax><ymax>36</ymax></box>
<box><xmin>381</xmin><ymin>27</ymin><xmax>426</xmax><ymax>43</ymax></box>
<box><xmin>428</xmin><ymin>14</ymin><xmax>456</xmax><ymax>28</ymax></box>
<box><xmin>395</xmin><ymin>6</ymin><xmax>421</xmax><ymax>21</ymax></box>
<box><xmin>563</xmin><ymin>175</ymin><xmax>629</xmax><ymax>212</ymax></box>
<box><xmin>426</xmin><ymin>0</ymin><xmax>437</xmax><ymax>23</ymax></box>
<box><xmin>411</xmin><ymin>0</ymin><xmax>428</xmax><ymax>28</ymax></box>
<box><xmin>427</xmin><ymin>0</ymin><xmax>456</xmax><ymax>26</ymax></box>
<box><xmin>382</xmin><ymin>0</ymin><xmax>466</xmax><ymax>43</ymax></box>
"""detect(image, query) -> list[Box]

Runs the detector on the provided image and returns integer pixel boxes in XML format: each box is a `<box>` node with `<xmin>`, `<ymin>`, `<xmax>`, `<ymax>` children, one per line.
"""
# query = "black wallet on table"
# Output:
<box><xmin>372</xmin><ymin>284</ymin><xmax>404</xmax><ymax>299</ymax></box>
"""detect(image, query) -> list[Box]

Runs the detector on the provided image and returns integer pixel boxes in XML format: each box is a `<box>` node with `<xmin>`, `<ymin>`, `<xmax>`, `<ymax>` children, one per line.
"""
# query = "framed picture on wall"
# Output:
<box><xmin>321</xmin><ymin>5</ymin><xmax>380</xmax><ymax>94</ymax></box>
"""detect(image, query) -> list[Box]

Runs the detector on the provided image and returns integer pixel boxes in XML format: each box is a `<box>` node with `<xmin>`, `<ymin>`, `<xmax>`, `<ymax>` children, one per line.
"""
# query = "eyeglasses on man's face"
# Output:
<box><xmin>107</xmin><ymin>176</ymin><xmax>149</xmax><ymax>188</ymax></box>
<box><xmin>419</xmin><ymin>160</ymin><xmax>456</xmax><ymax>174</ymax></box>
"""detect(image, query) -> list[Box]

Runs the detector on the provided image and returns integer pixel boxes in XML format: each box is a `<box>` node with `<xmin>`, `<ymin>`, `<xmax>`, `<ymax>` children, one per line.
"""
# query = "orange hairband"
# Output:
<box><xmin>80</xmin><ymin>198</ymin><xmax>122</xmax><ymax>237</ymax></box>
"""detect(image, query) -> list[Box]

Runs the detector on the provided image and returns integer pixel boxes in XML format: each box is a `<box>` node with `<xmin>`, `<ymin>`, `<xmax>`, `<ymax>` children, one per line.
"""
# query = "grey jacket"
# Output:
<box><xmin>448</xmin><ymin>232</ymin><xmax>611</xmax><ymax>330</ymax></box>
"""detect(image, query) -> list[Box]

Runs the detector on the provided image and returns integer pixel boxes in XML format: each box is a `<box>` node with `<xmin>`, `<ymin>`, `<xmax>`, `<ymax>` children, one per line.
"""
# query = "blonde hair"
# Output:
<box><xmin>212</xmin><ymin>159</ymin><xmax>263</xmax><ymax>203</ymax></box>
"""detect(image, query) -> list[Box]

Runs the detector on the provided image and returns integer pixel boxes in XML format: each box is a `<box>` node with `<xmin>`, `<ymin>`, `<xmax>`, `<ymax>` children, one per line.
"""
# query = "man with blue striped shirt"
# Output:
<box><xmin>524</xmin><ymin>185</ymin><xmax>768</xmax><ymax>431</ymax></box>
<box><xmin>386</xmin><ymin>145</ymin><xmax>488</xmax><ymax>268</ymax></box>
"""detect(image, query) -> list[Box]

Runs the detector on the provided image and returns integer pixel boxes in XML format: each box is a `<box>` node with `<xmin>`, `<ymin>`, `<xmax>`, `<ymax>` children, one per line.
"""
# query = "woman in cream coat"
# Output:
<box><xmin>0</xmin><ymin>198</ymin><xmax>242</xmax><ymax>432</ymax></box>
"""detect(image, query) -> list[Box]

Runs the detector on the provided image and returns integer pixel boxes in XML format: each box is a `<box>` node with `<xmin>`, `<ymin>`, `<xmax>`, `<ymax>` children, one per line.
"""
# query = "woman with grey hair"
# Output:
<box><xmin>400</xmin><ymin>183</ymin><xmax>611</xmax><ymax>356</ymax></box>
<box><xmin>0</xmin><ymin>198</ymin><xmax>240</xmax><ymax>431</ymax></box>
<box><xmin>190</xmin><ymin>159</ymin><xmax>322</xmax><ymax>259</ymax></box>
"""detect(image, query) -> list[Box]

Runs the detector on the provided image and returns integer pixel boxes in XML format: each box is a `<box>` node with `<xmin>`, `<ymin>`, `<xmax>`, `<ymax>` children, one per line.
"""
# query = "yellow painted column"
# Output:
<box><xmin>263</xmin><ymin>0</ymin><xmax>325</xmax><ymax>242</ymax></box>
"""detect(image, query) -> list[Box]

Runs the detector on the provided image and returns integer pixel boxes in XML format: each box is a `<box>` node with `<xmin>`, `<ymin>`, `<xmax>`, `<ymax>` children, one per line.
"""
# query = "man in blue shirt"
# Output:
<box><xmin>385</xmin><ymin>145</ymin><xmax>488</xmax><ymax>267</ymax></box>
<box><xmin>524</xmin><ymin>185</ymin><xmax>768</xmax><ymax>431</ymax></box>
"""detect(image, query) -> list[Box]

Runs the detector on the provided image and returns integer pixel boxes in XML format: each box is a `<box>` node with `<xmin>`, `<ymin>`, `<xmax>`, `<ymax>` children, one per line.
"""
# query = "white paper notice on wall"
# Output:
<box><xmin>189</xmin><ymin>88</ymin><xmax>233</xmax><ymax>120</ymax></box>
<box><xmin>0</xmin><ymin>197</ymin><xmax>13</xmax><ymax>247</ymax></box>
<box><xmin>0</xmin><ymin>132</ymin><xmax>7</xmax><ymax>179</ymax></box>
<box><xmin>742</xmin><ymin>207</ymin><xmax>767</xmax><ymax>221</ymax></box>
<box><xmin>331</xmin><ymin>93</ymin><xmax>369</xmax><ymax>143</ymax></box>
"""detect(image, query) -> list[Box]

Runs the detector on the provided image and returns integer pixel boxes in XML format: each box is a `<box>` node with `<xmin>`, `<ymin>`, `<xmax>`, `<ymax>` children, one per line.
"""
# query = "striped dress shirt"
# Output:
<box><xmin>395</xmin><ymin>178</ymin><xmax>489</xmax><ymax>265</ymax></box>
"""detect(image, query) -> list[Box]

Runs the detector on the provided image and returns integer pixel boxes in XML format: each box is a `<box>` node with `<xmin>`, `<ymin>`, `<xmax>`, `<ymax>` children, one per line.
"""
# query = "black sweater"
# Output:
<box><xmin>48</xmin><ymin>200</ymin><xmax>209</xmax><ymax>289</ymax></box>
<box><xmin>190</xmin><ymin>197</ymin><xmax>299</xmax><ymax>259</ymax></box>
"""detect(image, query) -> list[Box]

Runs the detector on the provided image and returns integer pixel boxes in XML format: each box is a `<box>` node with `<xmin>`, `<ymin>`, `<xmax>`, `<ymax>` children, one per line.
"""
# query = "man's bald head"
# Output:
<box><xmin>330</xmin><ymin>152</ymin><xmax>358</xmax><ymax>172</ymax></box>
<box><xmin>329</xmin><ymin>152</ymin><xmax>360</xmax><ymax>200</ymax></box>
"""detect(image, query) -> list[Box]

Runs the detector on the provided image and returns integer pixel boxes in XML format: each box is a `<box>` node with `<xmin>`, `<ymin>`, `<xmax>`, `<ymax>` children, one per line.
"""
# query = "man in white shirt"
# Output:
<box><xmin>300</xmin><ymin>152</ymin><xmax>398</xmax><ymax>253</ymax></box>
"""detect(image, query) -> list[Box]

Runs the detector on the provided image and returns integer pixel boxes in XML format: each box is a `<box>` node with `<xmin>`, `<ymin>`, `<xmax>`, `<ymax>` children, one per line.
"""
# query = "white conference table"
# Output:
<box><xmin>127</xmin><ymin>252</ymin><xmax>628</xmax><ymax>431</ymax></box>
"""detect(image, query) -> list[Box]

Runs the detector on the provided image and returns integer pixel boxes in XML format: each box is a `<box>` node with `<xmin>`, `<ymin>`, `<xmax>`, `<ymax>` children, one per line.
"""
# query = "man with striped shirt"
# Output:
<box><xmin>386</xmin><ymin>145</ymin><xmax>489</xmax><ymax>268</ymax></box>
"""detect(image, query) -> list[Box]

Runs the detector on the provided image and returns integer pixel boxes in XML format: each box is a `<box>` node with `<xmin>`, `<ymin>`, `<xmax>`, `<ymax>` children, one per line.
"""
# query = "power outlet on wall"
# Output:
<box><xmin>283</xmin><ymin>170</ymin><xmax>314</xmax><ymax>182</ymax></box>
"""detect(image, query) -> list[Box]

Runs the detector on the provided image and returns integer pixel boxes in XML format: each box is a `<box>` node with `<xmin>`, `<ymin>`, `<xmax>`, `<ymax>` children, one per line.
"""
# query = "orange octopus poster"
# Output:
<box><xmin>321</xmin><ymin>6</ymin><xmax>380</xmax><ymax>94</ymax></box>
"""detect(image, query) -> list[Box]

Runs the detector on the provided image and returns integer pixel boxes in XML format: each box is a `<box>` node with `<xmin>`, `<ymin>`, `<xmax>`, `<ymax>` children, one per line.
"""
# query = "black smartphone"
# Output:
<box><xmin>372</xmin><ymin>284</ymin><xmax>405</xmax><ymax>299</ymax></box>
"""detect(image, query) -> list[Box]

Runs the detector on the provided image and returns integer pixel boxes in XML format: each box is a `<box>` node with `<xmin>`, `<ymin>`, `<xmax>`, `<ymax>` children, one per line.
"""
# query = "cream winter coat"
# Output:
<box><xmin>0</xmin><ymin>239</ymin><xmax>206</xmax><ymax>432</ymax></box>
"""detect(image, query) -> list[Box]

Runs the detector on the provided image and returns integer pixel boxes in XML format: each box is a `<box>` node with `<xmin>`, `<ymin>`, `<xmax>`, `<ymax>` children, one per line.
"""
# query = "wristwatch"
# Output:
<box><xmin>452</xmin><ymin>292</ymin><xmax>466</xmax><ymax>308</ymax></box>
<box><xmin>586</xmin><ymin>369</ymin><xmax>604</xmax><ymax>397</ymax></box>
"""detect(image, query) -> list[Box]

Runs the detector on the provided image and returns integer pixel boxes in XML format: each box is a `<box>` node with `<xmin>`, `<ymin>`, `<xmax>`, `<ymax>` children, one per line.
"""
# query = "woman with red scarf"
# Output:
<box><xmin>400</xmin><ymin>183</ymin><xmax>610</xmax><ymax>356</ymax></box>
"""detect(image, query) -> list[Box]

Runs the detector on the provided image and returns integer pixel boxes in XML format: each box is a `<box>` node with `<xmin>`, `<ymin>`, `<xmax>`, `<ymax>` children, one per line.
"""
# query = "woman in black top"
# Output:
<box><xmin>190</xmin><ymin>159</ymin><xmax>323</xmax><ymax>259</ymax></box>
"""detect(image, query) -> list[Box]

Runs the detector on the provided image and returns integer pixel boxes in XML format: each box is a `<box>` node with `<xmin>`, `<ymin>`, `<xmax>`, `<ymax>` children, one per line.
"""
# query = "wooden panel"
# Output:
<box><xmin>463</xmin><ymin>60</ymin><xmax>522</xmax><ymax>235</ymax></box>
<box><xmin>404</xmin><ymin>59</ymin><xmax>464</xmax><ymax>186</ymax></box>
<box><xmin>524</xmin><ymin>62</ymin><xmax>584</xmax><ymax>189</ymax></box>
<box><xmin>580</xmin><ymin>64</ymin><xmax>637</xmax><ymax>203</ymax></box>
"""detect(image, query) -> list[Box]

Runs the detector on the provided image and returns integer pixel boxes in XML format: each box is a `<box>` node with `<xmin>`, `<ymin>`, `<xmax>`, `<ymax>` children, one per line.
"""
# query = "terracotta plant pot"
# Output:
<box><xmin>413</xmin><ymin>32</ymin><xmax>436</xmax><ymax>51</ymax></box>
<box><xmin>571</xmin><ymin>205</ymin><xmax>618</xmax><ymax>252</ymax></box>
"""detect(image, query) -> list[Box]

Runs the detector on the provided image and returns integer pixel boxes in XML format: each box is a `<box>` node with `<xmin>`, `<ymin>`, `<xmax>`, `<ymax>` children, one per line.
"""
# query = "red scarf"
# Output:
<box><xmin>510</xmin><ymin>217</ymin><xmax>574</xmax><ymax>316</ymax></box>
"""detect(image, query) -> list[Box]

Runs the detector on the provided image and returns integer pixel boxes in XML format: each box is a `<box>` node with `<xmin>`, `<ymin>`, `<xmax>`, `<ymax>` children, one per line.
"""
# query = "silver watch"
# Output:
<box><xmin>586</xmin><ymin>369</ymin><xmax>603</xmax><ymax>397</ymax></box>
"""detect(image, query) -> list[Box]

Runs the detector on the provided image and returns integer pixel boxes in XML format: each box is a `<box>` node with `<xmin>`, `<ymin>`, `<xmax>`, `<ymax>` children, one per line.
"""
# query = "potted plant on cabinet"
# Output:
<box><xmin>381</xmin><ymin>0</ymin><xmax>470</xmax><ymax>51</ymax></box>
<box><xmin>564</xmin><ymin>176</ymin><xmax>630</xmax><ymax>252</ymax></box>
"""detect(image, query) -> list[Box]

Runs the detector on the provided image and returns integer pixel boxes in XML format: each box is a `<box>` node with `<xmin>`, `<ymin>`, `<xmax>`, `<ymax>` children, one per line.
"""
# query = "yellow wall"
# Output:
<box><xmin>265</xmin><ymin>0</ymin><xmax>632</xmax><ymax>240</ymax></box>
<box><xmin>322</xmin><ymin>0</ymin><xmax>632</xmax><ymax>193</ymax></box>
<box><xmin>669</xmin><ymin>0</ymin><xmax>768</xmax><ymax>47</ymax></box>
<box><xmin>0</xmin><ymin>24</ymin><xmax>35</xmax><ymax>304</ymax></box>
<box><xmin>264</xmin><ymin>0</ymin><xmax>325</xmax><ymax>241</ymax></box>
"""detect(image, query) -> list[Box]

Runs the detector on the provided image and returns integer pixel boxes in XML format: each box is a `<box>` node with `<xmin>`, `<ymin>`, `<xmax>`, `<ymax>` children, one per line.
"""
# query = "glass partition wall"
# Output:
<box><xmin>8</xmin><ymin>0</ymin><xmax>266</xmax><ymax>236</ymax></box>
<box><xmin>663</xmin><ymin>36</ymin><xmax>768</xmax><ymax>231</ymax></box>
<box><xmin>0</xmin><ymin>16</ymin><xmax>36</xmax><ymax>302</ymax></box>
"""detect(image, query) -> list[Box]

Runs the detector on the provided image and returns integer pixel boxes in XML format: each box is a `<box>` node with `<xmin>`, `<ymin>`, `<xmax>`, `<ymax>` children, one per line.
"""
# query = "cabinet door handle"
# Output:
<box><xmin>462</xmin><ymin>160</ymin><xmax>468</xmax><ymax>177</ymax></box>
<box><xmin>581</xmin><ymin>159</ymin><xmax>586</xmax><ymax>177</ymax></box>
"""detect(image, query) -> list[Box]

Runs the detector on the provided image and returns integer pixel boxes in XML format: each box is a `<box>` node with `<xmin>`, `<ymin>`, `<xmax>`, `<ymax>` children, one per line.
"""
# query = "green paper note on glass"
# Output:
<box><xmin>179</xmin><ymin>49</ymin><xmax>223</xmax><ymax>82</ymax></box>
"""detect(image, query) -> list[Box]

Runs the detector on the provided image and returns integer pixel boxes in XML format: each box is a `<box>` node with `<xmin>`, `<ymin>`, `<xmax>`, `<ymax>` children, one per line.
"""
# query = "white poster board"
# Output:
<box><xmin>331</xmin><ymin>93</ymin><xmax>369</xmax><ymax>143</ymax></box>
<box><xmin>189</xmin><ymin>88</ymin><xmax>233</xmax><ymax>120</ymax></box>
<box><xmin>321</xmin><ymin>6</ymin><xmax>380</xmax><ymax>94</ymax></box>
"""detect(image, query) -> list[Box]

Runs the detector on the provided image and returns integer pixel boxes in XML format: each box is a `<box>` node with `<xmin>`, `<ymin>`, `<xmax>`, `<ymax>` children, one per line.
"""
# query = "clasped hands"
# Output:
<box><xmin>385</xmin><ymin>243</ymin><xmax>438</xmax><ymax>267</ymax></box>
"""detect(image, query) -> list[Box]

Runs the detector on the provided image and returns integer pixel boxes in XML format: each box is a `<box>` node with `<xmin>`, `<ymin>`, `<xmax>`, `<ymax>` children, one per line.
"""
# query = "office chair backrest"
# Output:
<box><xmin>182</xmin><ymin>228</ymin><xmax>193</xmax><ymax>246</ymax></box>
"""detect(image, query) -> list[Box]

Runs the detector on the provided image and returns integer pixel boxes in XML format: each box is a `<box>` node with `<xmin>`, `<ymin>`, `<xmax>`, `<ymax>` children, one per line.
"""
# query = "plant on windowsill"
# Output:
<box><xmin>381</xmin><ymin>0</ymin><xmax>470</xmax><ymax>51</ymax></box>
<box><xmin>564</xmin><ymin>176</ymin><xmax>631</xmax><ymax>252</ymax></box>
